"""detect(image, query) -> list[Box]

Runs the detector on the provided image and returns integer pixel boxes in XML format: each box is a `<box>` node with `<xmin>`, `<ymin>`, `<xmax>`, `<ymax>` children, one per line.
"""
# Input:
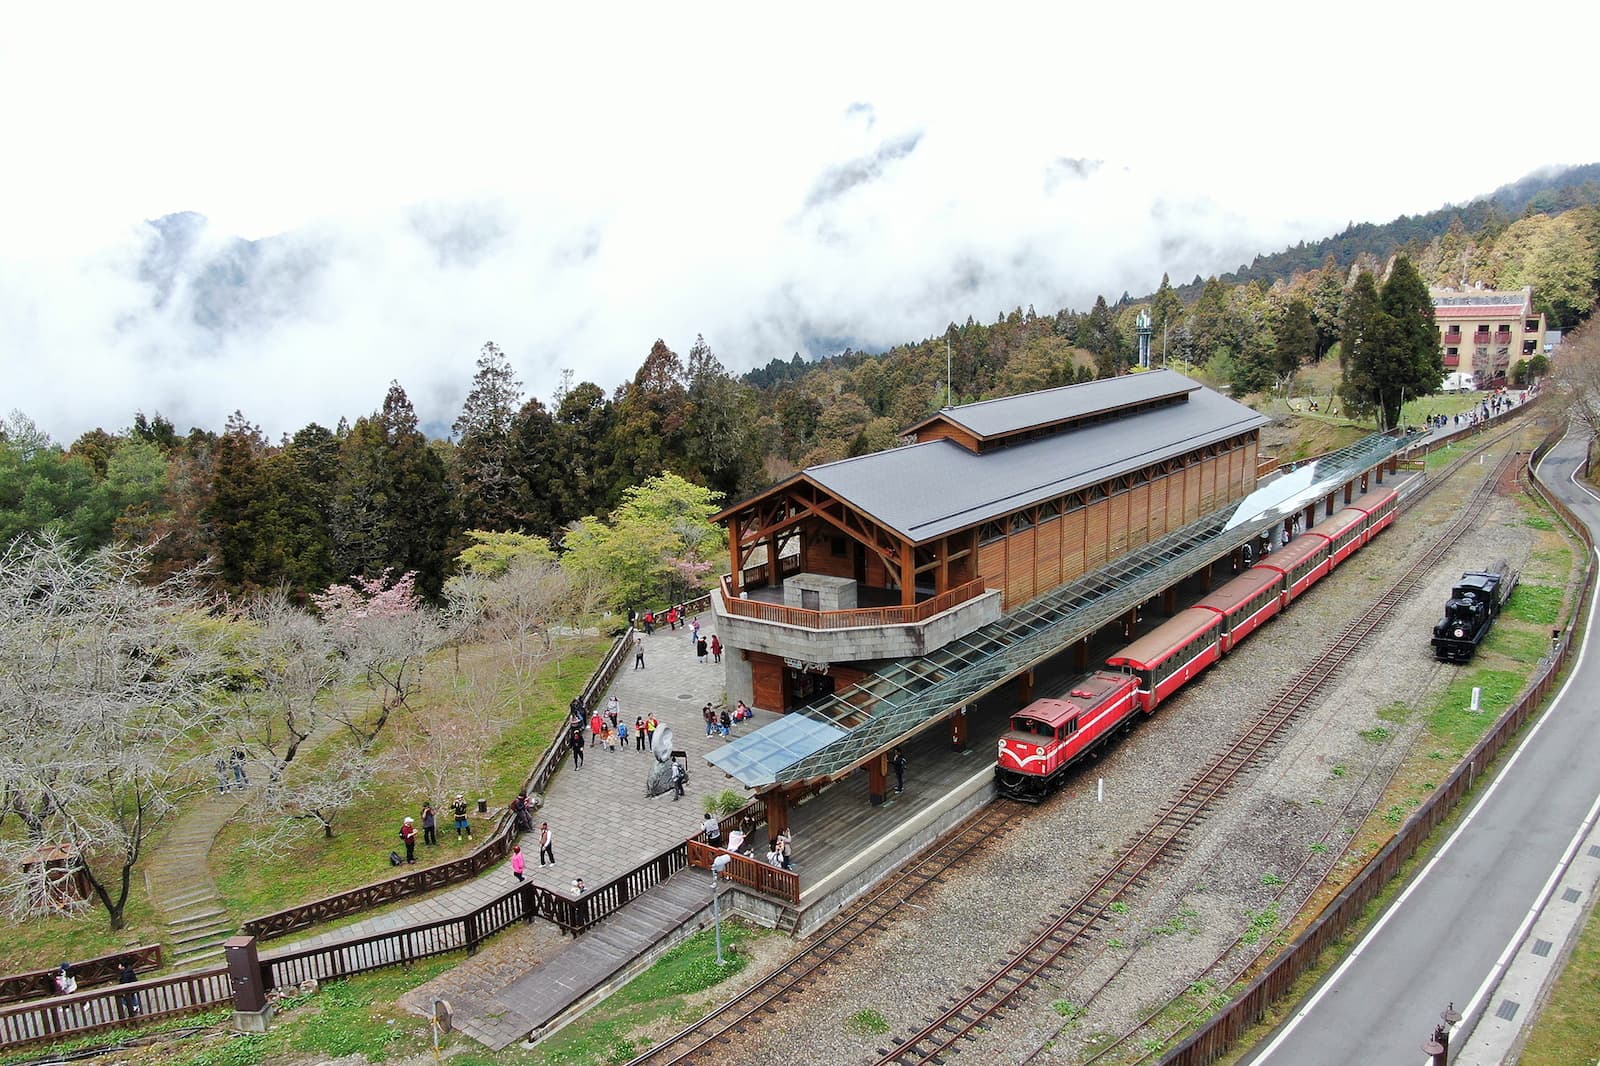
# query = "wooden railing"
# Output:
<box><xmin>0</xmin><ymin>965</ymin><xmax>230</xmax><ymax>1049</ymax></box>
<box><xmin>686</xmin><ymin>839</ymin><xmax>800</xmax><ymax>905</ymax></box>
<box><xmin>0</xmin><ymin>944</ymin><xmax>162</xmax><ymax>1006</ymax></box>
<box><xmin>721</xmin><ymin>576</ymin><xmax>990</xmax><ymax>630</ymax></box>
<box><xmin>1163</xmin><ymin>443</ymin><xmax>1590</xmax><ymax>1065</ymax></box>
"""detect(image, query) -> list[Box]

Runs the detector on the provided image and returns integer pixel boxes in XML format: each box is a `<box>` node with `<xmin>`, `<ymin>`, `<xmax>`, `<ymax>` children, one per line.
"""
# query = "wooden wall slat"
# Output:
<box><xmin>1005</xmin><ymin>526</ymin><xmax>1037</xmax><ymax>608</ymax></box>
<box><xmin>1061</xmin><ymin>509</ymin><xmax>1086</xmax><ymax>584</ymax></box>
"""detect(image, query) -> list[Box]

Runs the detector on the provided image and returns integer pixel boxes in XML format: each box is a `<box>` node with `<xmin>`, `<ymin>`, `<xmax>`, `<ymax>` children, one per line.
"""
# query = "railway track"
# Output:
<box><xmin>623</xmin><ymin>801</ymin><xmax>1024</xmax><ymax>1066</ymax></box>
<box><xmin>872</xmin><ymin>448</ymin><xmax>1523</xmax><ymax>1066</ymax></box>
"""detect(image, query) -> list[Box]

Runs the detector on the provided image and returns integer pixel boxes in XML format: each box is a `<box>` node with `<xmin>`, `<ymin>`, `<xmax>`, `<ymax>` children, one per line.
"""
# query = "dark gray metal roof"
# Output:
<box><xmin>928</xmin><ymin>368</ymin><xmax>1197</xmax><ymax>439</ymax></box>
<box><xmin>806</xmin><ymin>381</ymin><xmax>1270</xmax><ymax>543</ymax></box>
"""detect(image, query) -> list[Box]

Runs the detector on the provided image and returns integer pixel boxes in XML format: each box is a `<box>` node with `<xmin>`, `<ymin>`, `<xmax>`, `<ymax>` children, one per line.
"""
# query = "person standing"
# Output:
<box><xmin>711</xmin><ymin>635</ymin><xmax>722</xmax><ymax>663</ymax></box>
<box><xmin>689</xmin><ymin>616</ymin><xmax>701</xmax><ymax>647</ymax></box>
<box><xmin>400</xmin><ymin>816</ymin><xmax>417</xmax><ymax>863</ymax></box>
<box><xmin>590</xmin><ymin>711</ymin><xmax>604</xmax><ymax>747</ymax></box>
<box><xmin>703</xmin><ymin>704</ymin><xmax>715</xmax><ymax>736</ymax></box>
<box><xmin>570</xmin><ymin>725</ymin><xmax>585</xmax><ymax>769</ymax></box>
<box><xmin>229</xmin><ymin>748</ymin><xmax>249</xmax><ymax>789</ymax></box>
<box><xmin>635</xmin><ymin>716</ymin><xmax>647</xmax><ymax>751</ymax></box>
<box><xmin>667</xmin><ymin>605</ymin><xmax>679</xmax><ymax>631</ymax></box>
<box><xmin>539</xmin><ymin>822</ymin><xmax>555</xmax><ymax>866</ymax></box>
<box><xmin>634</xmin><ymin>632</ymin><xmax>646</xmax><ymax>669</ymax></box>
<box><xmin>117</xmin><ymin>958</ymin><xmax>141</xmax><ymax>1017</ymax></box>
<box><xmin>890</xmin><ymin>747</ymin><xmax>907</xmax><ymax>793</ymax></box>
<box><xmin>511</xmin><ymin>844</ymin><xmax>526</xmax><ymax>882</ymax></box>
<box><xmin>452</xmin><ymin>795</ymin><xmax>472</xmax><ymax>841</ymax></box>
<box><xmin>643</xmin><ymin>610</ymin><xmax>655</xmax><ymax>634</ymax></box>
<box><xmin>421</xmin><ymin>802</ymin><xmax>438</xmax><ymax>846</ymax></box>
<box><xmin>646</xmin><ymin>714</ymin><xmax>659</xmax><ymax>748</ymax></box>
<box><xmin>606</xmin><ymin>695</ymin><xmax>620</xmax><ymax>731</ymax></box>
<box><xmin>671</xmin><ymin>760</ymin><xmax>686</xmax><ymax>801</ymax></box>
<box><xmin>696</xmin><ymin>635</ymin><xmax>709</xmax><ymax>664</ymax></box>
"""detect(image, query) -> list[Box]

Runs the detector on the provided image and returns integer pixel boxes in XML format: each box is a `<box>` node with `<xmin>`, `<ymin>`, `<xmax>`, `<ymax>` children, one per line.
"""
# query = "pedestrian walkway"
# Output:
<box><xmin>143</xmin><ymin>786</ymin><xmax>248</xmax><ymax>965</ymax></box>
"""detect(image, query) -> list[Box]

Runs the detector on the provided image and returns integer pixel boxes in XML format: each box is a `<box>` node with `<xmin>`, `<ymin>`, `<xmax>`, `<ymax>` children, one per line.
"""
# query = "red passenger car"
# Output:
<box><xmin>1106</xmin><ymin>607</ymin><xmax>1223</xmax><ymax>712</ymax></box>
<box><xmin>1195</xmin><ymin>568</ymin><xmax>1284</xmax><ymax>653</ymax></box>
<box><xmin>1319</xmin><ymin>506</ymin><xmax>1369</xmax><ymax>569</ymax></box>
<box><xmin>1253</xmin><ymin>533</ymin><xmax>1331</xmax><ymax>608</ymax></box>
<box><xmin>1351</xmin><ymin>486</ymin><xmax>1399</xmax><ymax>539</ymax></box>
<box><xmin>995</xmin><ymin>671</ymin><xmax>1139</xmax><ymax>802</ymax></box>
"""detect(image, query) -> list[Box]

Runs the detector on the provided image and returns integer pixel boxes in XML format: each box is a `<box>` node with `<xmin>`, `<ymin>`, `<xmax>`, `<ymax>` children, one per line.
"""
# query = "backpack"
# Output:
<box><xmin>389</xmin><ymin>850</ymin><xmax>403</xmax><ymax>866</ymax></box>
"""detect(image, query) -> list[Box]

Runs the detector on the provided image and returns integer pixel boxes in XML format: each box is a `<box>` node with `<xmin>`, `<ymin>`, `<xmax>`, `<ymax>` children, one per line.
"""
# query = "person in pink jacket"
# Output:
<box><xmin>511</xmin><ymin>844</ymin><xmax>526</xmax><ymax>882</ymax></box>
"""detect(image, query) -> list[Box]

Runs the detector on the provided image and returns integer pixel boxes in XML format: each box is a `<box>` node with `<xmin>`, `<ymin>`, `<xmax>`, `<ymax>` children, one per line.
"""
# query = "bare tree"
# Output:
<box><xmin>1552</xmin><ymin>318</ymin><xmax>1600</xmax><ymax>441</ymax></box>
<box><xmin>0</xmin><ymin>535</ymin><xmax>225</xmax><ymax>930</ymax></box>
<box><xmin>232</xmin><ymin>590</ymin><xmax>346</xmax><ymax>781</ymax></box>
<box><xmin>247</xmin><ymin>743</ymin><xmax>383</xmax><ymax>854</ymax></box>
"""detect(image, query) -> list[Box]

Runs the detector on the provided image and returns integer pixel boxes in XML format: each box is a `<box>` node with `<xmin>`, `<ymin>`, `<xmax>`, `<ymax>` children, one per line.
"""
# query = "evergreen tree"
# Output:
<box><xmin>685</xmin><ymin>334</ymin><xmax>761</xmax><ymax>497</ymax></box>
<box><xmin>1274</xmin><ymin>297</ymin><xmax>1317</xmax><ymax>378</ymax></box>
<box><xmin>205</xmin><ymin>411</ymin><xmax>265</xmax><ymax>590</ymax></box>
<box><xmin>1310</xmin><ymin>255</ymin><xmax>1345</xmax><ymax>360</ymax></box>
<box><xmin>452</xmin><ymin>341</ymin><xmax>524</xmax><ymax>531</ymax></box>
<box><xmin>331</xmin><ymin>383</ymin><xmax>455</xmax><ymax>598</ymax></box>
<box><xmin>1339</xmin><ymin>258</ymin><xmax>1441</xmax><ymax>429</ymax></box>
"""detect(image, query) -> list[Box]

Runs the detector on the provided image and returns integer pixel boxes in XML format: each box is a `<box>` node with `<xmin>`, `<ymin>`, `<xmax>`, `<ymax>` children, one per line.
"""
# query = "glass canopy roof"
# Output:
<box><xmin>707</xmin><ymin>431</ymin><xmax>1423</xmax><ymax>789</ymax></box>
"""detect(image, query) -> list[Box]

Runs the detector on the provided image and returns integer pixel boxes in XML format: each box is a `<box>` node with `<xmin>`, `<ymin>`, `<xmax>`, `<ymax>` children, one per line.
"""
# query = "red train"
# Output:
<box><xmin>996</xmin><ymin>486</ymin><xmax>1398</xmax><ymax>801</ymax></box>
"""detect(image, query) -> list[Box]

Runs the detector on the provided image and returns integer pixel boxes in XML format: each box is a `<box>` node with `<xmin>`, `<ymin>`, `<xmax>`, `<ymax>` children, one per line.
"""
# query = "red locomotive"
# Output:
<box><xmin>994</xmin><ymin>484</ymin><xmax>1400</xmax><ymax>802</ymax></box>
<box><xmin>996</xmin><ymin>672</ymin><xmax>1138</xmax><ymax>801</ymax></box>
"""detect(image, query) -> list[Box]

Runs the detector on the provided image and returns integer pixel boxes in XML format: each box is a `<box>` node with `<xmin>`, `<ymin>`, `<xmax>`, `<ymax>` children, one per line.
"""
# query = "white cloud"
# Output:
<box><xmin>3</xmin><ymin>0</ymin><xmax>1597</xmax><ymax>441</ymax></box>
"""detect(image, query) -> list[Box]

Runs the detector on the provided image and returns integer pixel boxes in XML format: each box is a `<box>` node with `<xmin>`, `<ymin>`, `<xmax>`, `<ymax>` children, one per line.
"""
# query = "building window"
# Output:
<box><xmin>1446</xmin><ymin>347</ymin><xmax>1458</xmax><ymax>356</ymax></box>
<box><xmin>1039</xmin><ymin>500</ymin><xmax>1061</xmax><ymax>522</ymax></box>
<box><xmin>1526</xmin><ymin>320</ymin><xmax>1539</xmax><ymax>332</ymax></box>
<box><xmin>1011</xmin><ymin>511</ymin><xmax>1034</xmax><ymax>533</ymax></box>
<box><xmin>830</xmin><ymin>535</ymin><xmax>847</xmax><ymax>558</ymax></box>
<box><xmin>979</xmin><ymin>520</ymin><xmax>1007</xmax><ymax>545</ymax></box>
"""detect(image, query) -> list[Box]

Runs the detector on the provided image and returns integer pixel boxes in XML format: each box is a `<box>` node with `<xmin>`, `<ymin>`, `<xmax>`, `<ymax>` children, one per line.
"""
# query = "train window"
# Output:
<box><xmin>1063</xmin><ymin>717</ymin><xmax>1079</xmax><ymax>736</ymax></box>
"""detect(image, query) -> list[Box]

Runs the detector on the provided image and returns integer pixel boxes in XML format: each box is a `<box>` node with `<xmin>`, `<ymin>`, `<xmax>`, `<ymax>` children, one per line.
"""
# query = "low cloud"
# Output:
<box><xmin>5</xmin><ymin>118</ymin><xmax>1350</xmax><ymax>444</ymax></box>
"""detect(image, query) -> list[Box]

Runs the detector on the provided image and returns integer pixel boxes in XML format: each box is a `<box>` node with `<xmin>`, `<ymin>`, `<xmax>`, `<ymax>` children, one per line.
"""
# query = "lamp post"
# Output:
<box><xmin>711</xmin><ymin>854</ymin><xmax>731</xmax><ymax>964</ymax></box>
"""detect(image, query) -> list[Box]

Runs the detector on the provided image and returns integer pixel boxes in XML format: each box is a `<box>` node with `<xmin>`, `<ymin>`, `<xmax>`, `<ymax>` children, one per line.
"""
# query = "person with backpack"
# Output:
<box><xmin>400</xmin><ymin>816</ymin><xmax>417</xmax><ymax>863</ymax></box>
<box><xmin>452</xmin><ymin>795</ymin><xmax>472</xmax><ymax>841</ymax></box>
<box><xmin>54</xmin><ymin>963</ymin><xmax>76</xmax><ymax>996</ymax></box>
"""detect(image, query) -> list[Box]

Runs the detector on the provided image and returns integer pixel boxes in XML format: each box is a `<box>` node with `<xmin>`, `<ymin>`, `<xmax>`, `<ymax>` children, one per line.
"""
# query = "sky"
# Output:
<box><xmin>4</xmin><ymin>1</ymin><xmax>1598</xmax><ymax>443</ymax></box>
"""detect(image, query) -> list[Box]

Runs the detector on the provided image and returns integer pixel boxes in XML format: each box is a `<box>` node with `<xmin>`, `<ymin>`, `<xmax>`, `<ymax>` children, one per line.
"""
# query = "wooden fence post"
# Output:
<box><xmin>224</xmin><ymin>936</ymin><xmax>272</xmax><ymax>1033</ymax></box>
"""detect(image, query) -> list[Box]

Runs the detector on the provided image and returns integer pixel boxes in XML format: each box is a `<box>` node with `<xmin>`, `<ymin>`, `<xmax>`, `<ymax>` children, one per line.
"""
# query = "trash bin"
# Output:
<box><xmin>476</xmin><ymin>798</ymin><xmax>488</xmax><ymax>814</ymax></box>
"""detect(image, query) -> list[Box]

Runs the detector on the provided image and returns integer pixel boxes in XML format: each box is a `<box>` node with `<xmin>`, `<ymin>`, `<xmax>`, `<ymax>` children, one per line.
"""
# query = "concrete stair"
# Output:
<box><xmin>144</xmin><ymin>790</ymin><xmax>248</xmax><ymax>968</ymax></box>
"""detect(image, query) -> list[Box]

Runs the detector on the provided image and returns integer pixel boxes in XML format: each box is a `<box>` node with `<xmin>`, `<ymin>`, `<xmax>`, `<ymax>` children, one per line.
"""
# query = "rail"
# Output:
<box><xmin>720</xmin><ymin>575</ymin><xmax>989</xmax><ymax>629</ymax></box>
<box><xmin>686</xmin><ymin>840</ymin><xmax>800</xmax><ymax>904</ymax></box>
<box><xmin>0</xmin><ymin>965</ymin><xmax>230</xmax><ymax>1049</ymax></box>
<box><xmin>0</xmin><ymin>944</ymin><xmax>162</xmax><ymax>1006</ymax></box>
<box><xmin>1162</xmin><ymin>443</ymin><xmax>1592</xmax><ymax>1065</ymax></box>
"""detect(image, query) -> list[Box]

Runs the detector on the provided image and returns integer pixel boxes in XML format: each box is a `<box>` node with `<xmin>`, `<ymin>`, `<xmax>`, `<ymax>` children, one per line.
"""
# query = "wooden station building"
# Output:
<box><xmin>711</xmin><ymin>370</ymin><xmax>1272</xmax><ymax>714</ymax></box>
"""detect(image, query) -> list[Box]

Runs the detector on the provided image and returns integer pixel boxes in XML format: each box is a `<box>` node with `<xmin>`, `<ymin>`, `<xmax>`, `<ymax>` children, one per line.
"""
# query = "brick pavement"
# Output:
<box><xmin>277</xmin><ymin>612</ymin><xmax>767</xmax><ymax>952</ymax></box>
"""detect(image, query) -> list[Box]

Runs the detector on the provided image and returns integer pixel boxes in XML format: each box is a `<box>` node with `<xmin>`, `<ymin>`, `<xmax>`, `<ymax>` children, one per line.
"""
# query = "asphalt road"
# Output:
<box><xmin>1243</xmin><ymin>427</ymin><xmax>1600</xmax><ymax>1066</ymax></box>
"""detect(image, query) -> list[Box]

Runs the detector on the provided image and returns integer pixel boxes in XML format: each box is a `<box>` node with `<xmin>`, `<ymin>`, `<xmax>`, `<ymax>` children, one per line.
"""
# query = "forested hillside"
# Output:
<box><xmin>3</xmin><ymin>169</ymin><xmax>1598</xmax><ymax>602</ymax></box>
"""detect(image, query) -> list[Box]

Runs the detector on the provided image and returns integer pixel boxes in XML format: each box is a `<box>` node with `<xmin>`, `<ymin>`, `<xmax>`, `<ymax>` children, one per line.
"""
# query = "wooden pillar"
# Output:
<box><xmin>1304</xmin><ymin>504</ymin><xmax>1317</xmax><ymax>530</ymax></box>
<box><xmin>727</xmin><ymin>514</ymin><xmax>744</xmax><ymax>597</ymax></box>
<box><xmin>1345</xmin><ymin>482</ymin><xmax>1354</xmax><ymax>504</ymax></box>
<box><xmin>938</xmin><ymin>537</ymin><xmax>950</xmax><ymax>595</ymax></box>
<box><xmin>1374</xmin><ymin>463</ymin><xmax>1384</xmax><ymax>485</ymax></box>
<box><xmin>901</xmin><ymin>540</ymin><xmax>916</xmax><ymax>606</ymax></box>
<box><xmin>1016</xmin><ymin>669</ymin><xmax>1035</xmax><ymax>704</ymax></box>
<box><xmin>868</xmin><ymin>754</ymin><xmax>888</xmax><ymax>806</ymax></box>
<box><xmin>1075</xmin><ymin>638</ymin><xmax>1090</xmax><ymax>669</ymax></box>
<box><xmin>767</xmin><ymin>533</ymin><xmax>782</xmax><ymax>586</ymax></box>
<box><xmin>1325</xmin><ymin>493</ymin><xmax>1335</xmax><ymax>517</ymax></box>
<box><xmin>1164</xmin><ymin>587</ymin><xmax>1178</xmax><ymax>616</ymax></box>
<box><xmin>764</xmin><ymin>789</ymin><xmax>789</xmax><ymax>838</ymax></box>
<box><xmin>950</xmin><ymin>709</ymin><xmax>969</xmax><ymax>752</ymax></box>
<box><xmin>1361</xmin><ymin>472</ymin><xmax>1369</xmax><ymax>493</ymax></box>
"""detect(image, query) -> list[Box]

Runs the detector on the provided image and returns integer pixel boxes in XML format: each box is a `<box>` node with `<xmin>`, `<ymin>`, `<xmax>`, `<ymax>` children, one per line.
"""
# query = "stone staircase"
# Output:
<box><xmin>143</xmin><ymin>789</ymin><xmax>247</xmax><ymax>966</ymax></box>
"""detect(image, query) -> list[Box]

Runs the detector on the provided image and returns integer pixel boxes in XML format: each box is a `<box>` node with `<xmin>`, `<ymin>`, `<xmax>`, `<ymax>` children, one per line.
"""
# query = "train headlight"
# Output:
<box><xmin>998</xmin><ymin>740</ymin><xmax>1006</xmax><ymax>755</ymax></box>
<box><xmin>1453</xmin><ymin>627</ymin><xmax>1466</xmax><ymax>638</ymax></box>
<box><xmin>1034</xmin><ymin>744</ymin><xmax>1043</xmax><ymax>756</ymax></box>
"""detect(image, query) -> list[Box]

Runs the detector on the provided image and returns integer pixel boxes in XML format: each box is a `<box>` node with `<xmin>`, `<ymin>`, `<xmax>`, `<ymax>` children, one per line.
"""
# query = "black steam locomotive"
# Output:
<box><xmin>1432</xmin><ymin>562</ymin><xmax>1517</xmax><ymax>663</ymax></box>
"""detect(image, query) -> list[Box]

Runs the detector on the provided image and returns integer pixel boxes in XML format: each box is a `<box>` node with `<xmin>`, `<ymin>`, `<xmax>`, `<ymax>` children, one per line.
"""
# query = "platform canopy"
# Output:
<box><xmin>707</xmin><ymin>430</ymin><xmax>1423</xmax><ymax>791</ymax></box>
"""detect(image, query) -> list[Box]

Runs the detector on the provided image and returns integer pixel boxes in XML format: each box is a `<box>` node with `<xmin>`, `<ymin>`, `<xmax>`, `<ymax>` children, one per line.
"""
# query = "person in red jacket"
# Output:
<box><xmin>400</xmin><ymin>816</ymin><xmax>417</xmax><ymax>863</ymax></box>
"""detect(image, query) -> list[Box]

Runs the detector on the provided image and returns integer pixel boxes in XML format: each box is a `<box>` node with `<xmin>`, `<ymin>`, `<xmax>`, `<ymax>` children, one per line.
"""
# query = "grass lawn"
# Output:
<box><xmin>212</xmin><ymin>636</ymin><xmax>608</xmax><ymax>922</ymax></box>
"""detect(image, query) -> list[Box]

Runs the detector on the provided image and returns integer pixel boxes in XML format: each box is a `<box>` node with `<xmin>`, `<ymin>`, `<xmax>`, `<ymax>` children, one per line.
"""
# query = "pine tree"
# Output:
<box><xmin>452</xmin><ymin>341</ymin><xmax>524</xmax><ymax>531</ymax></box>
<box><xmin>1274</xmin><ymin>297</ymin><xmax>1316</xmax><ymax>378</ymax></box>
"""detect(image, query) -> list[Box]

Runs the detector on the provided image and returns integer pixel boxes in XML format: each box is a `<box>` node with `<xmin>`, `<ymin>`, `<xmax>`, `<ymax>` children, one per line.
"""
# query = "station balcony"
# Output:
<box><xmin>714</xmin><ymin>563</ymin><xmax>1003</xmax><ymax>665</ymax></box>
<box><xmin>1494</xmin><ymin>330</ymin><xmax>1512</xmax><ymax>345</ymax></box>
<box><xmin>1442</xmin><ymin>330</ymin><xmax>1462</xmax><ymax>345</ymax></box>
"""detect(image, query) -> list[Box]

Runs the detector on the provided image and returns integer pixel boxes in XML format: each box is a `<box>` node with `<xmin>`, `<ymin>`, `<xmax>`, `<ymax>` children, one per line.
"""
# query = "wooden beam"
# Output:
<box><xmin>900</xmin><ymin>539</ymin><xmax>915</xmax><ymax>606</ymax></box>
